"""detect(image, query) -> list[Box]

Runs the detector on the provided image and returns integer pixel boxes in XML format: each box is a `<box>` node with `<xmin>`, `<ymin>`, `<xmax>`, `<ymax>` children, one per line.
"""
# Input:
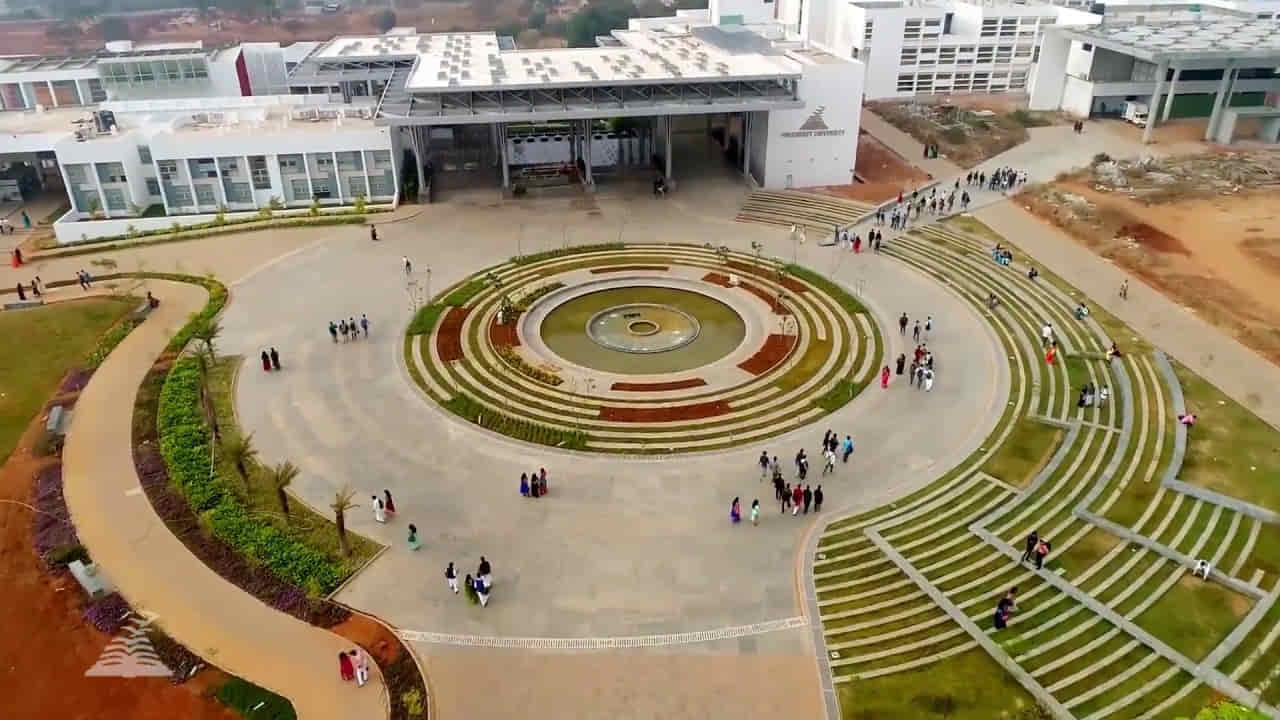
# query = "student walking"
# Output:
<box><xmin>383</xmin><ymin>490</ymin><xmax>396</xmax><ymax>517</ymax></box>
<box><xmin>474</xmin><ymin>575</ymin><xmax>490</xmax><ymax>607</ymax></box>
<box><xmin>899</xmin><ymin>312</ymin><xmax>908</xmax><ymax>335</ymax></box>
<box><xmin>842</xmin><ymin>435</ymin><xmax>854</xmax><ymax>463</ymax></box>
<box><xmin>403</xmin><ymin>256</ymin><xmax>413</xmax><ymax>274</ymax></box>
<box><xmin>338</xmin><ymin>651</ymin><xmax>355</xmax><ymax>682</ymax></box>
<box><xmin>372</xmin><ymin>495</ymin><xmax>386</xmax><ymax>523</ymax></box>
<box><xmin>781</xmin><ymin>484</ymin><xmax>792</xmax><ymax>513</ymax></box>
<box><xmin>1034</xmin><ymin>539</ymin><xmax>1051</xmax><ymax>570</ymax></box>
<box><xmin>895</xmin><ymin>353</ymin><xmax>906</xmax><ymax>376</ymax></box>
<box><xmin>751</xmin><ymin>499</ymin><xmax>760</xmax><ymax>526</ymax></box>
<box><xmin>759</xmin><ymin>451</ymin><xmax>770</xmax><ymax>480</ymax></box>
<box><xmin>340</xmin><ymin>320</ymin><xmax>350</xmax><ymax>342</ymax></box>
<box><xmin>881</xmin><ymin>365</ymin><xmax>890</xmax><ymax>389</ymax></box>
<box><xmin>924</xmin><ymin>315</ymin><xmax>933</xmax><ymax>339</ymax></box>
<box><xmin>813</xmin><ymin>485</ymin><xmax>824</xmax><ymax>512</ymax></box>
<box><xmin>407</xmin><ymin>523</ymin><xmax>421</xmax><ymax>551</ymax></box>
<box><xmin>730</xmin><ymin>497</ymin><xmax>742</xmax><ymax>524</ymax></box>
<box><xmin>1119</xmin><ymin>279</ymin><xmax>1129</xmax><ymax>300</ymax></box>
<box><xmin>791</xmin><ymin>484</ymin><xmax>803</xmax><ymax>516</ymax></box>
<box><xmin>1020</xmin><ymin>531</ymin><xmax>1039</xmax><ymax>565</ymax></box>
<box><xmin>360</xmin><ymin>314</ymin><xmax>370</xmax><ymax>337</ymax></box>
<box><xmin>261</xmin><ymin>350</ymin><xmax>271</xmax><ymax>372</ymax></box>
<box><xmin>822</xmin><ymin>448</ymin><xmax>835</xmax><ymax>475</ymax></box>
<box><xmin>329</xmin><ymin>321</ymin><xmax>339</xmax><ymax>342</ymax></box>
<box><xmin>351</xmin><ymin>648</ymin><xmax>370</xmax><ymax>687</ymax></box>
<box><xmin>520</xmin><ymin>472</ymin><xmax>530</xmax><ymax>497</ymax></box>
<box><xmin>912</xmin><ymin>321</ymin><xmax>921</xmax><ymax>343</ymax></box>
<box><xmin>803</xmin><ymin>485</ymin><xmax>812</xmax><ymax>514</ymax></box>
<box><xmin>445</xmin><ymin>562</ymin><xmax>459</xmax><ymax>593</ymax></box>
<box><xmin>270</xmin><ymin>347</ymin><xmax>280</xmax><ymax>370</ymax></box>
<box><xmin>924</xmin><ymin>368</ymin><xmax>935</xmax><ymax>392</ymax></box>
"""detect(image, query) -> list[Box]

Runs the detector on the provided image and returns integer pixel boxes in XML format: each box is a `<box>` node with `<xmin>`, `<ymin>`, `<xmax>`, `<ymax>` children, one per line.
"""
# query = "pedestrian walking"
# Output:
<box><xmin>915</xmin><ymin>365</ymin><xmax>925</xmax><ymax>389</ymax></box>
<box><xmin>895</xmin><ymin>353</ymin><xmax>906</xmax><ymax>376</ymax></box>
<box><xmin>383</xmin><ymin>489</ymin><xmax>396</xmax><ymax>517</ymax></box>
<box><xmin>351</xmin><ymin>648</ymin><xmax>370</xmax><ymax>687</ymax></box>
<box><xmin>924</xmin><ymin>368</ymin><xmax>935</xmax><ymax>392</ymax></box>
<box><xmin>773</xmin><ymin>474</ymin><xmax>784</xmax><ymax>502</ymax></box>
<box><xmin>270</xmin><ymin>347</ymin><xmax>280</xmax><ymax>370</ymax></box>
<box><xmin>370</xmin><ymin>226</ymin><xmax>378</xmax><ymax>242</ymax></box>
<box><xmin>348</xmin><ymin>317</ymin><xmax>357</xmax><ymax>340</ymax></box>
<box><xmin>520</xmin><ymin>472</ymin><xmax>529</xmax><ymax>497</ymax></box>
<box><xmin>993</xmin><ymin>603</ymin><xmax>1009</xmax><ymax>630</ymax></box>
<box><xmin>924</xmin><ymin>315</ymin><xmax>933</xmax><ymax>339</ymax></box>
<box><xmin>261</xmin><ymin>350</ymin><xmax>271</xmax><ymax>372</ymax></box>
<box><xmin>781</xmin><ymin>483</ymin><xmax>791</xmax><ymax>513</ymax></box>
<box><xmin>338</xmin><ymin>651</ymin><xmax>355</xmax><ymax>682</ymax></box>
<box><xmin>814</xmin><ymin>485</ymin><xmax>824</xmax><ymax>512</ymax></box>
<box><xmin>798</xmin><ymin>456</ymin><xmax>809</xmax><ymax>480</ymax></box>
<box><xmin>329</xmin><ymin>321</ymin><xmax>339</xmax><ymax>342</ymax></box>
<box><xmin>361</xmin><ymin>313</ymin><xmax>370</xmax><ymax>337</ymax></box>
<box><xmin>822</xmin><ymin>448</ymin><xmax>835</xmax><ymax>475</ymax></box>
<box><xmin>751</xmin><ymin>499</ymin><xmax>760</xmax><ymax>526</ymax></box>
<box><xmin>539</xmin><ymin>467</ymin><xmax>549</xmax><ymax>495</ymax></box>
<box><xmin>881</xmin><ymin>365</ymin><xmax>890</xmax><ymax>389</ymax></box>
<box><xmin>403</xmin><ymin>256</ymin><xmax>412</xmax><ymax>274</ymax></box>
<box><xmin>912</xmin><ymin>321</ymin><xmax>921</xmax><ymax>343</ymax></box>
<box><xmin>791</xmin><ymin>484</ymin><xmax>803</xmax><ymax>516</ymax></box>
<box><xmin>1119</xmin><ymin>279</ymin><xmax>1128</xmax><ymax>300</ymax></box>
<box><xmin>340</xmin><ymin>319</ymin><xmax>350</xmax><ymax>342</ymax></box>
<box><xmin>842</xmin><ymin>435</ymin><xmax>853</xmax><ymax>463</ymax></box>
<box><xmin>759</xmin><ymin>450</ymin><xmax>770</xmax><ymax>480</ymax></box>
<box><xmin>372</xmin><ymin>495</ymin><xmax>386</xmax><ymax>523</ymax></box>
<box><xmin>730</xmin><ymin>496</ymin><xmax>742</xmax><ymax>524</ymax></box>
<box><xmin>1041</xmin><ymin>322</ymin><xmax>1053</xmax><ymax>348</ymax></box>
<box><xmin>16</xmin><ymin>283</ymin><xmax>25</xmax><ymax>301</ymax></box>
<box><xmin>898</xmin><ymin>312</ymin><xmax>908</xmax><ymax>335</ymax></box>
<box><xmin>407</xmin><ymin>523</ymin><xmax>421</xmax><ymax>551</ymax></box>
<box><xmin>445</xmin><ymin>562</ymin><xmax>459</xmax><ymax>593</ymax></box>
<box><xmin>478</xmin><ymin>556</ymin><xmax>492</xmax><ymax>586</ymax></box>
<box><xmin>1020</xmin><ymin>531</ymin><xmax>1039</xmax><ymax>565</ymax></box>
<box><xmin>1035</xmin><ymin>539</ymin><xmax>1051</xmax><ymax>570</ymax></box>
<box><xmin>803</xmin><ymin>485</ymin><xmax>812</xmax><ymax>513</ymax></box>
<box><xmin>474</xmin><ymin>575</ymin><xmax>490</xmax><ymax>607</ymax></box>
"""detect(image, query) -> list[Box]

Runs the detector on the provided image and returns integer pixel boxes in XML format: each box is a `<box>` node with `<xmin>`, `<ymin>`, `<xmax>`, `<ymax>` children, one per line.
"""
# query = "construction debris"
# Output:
<box><xmin>1088</xmin><ymin>150</ymin><xmax>1280</xmax><ymax>201</ymax></box>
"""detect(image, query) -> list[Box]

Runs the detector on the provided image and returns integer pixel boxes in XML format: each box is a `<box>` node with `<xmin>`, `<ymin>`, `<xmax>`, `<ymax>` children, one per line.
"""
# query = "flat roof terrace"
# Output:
<box><xmin>1052</xmin><ymin>19</ymin><xmax>1280</xmax><ymax>64</ymax></box>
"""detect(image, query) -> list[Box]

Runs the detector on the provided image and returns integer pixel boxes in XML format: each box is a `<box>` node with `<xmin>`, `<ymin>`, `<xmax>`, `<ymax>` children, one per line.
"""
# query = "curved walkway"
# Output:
<box><xmin>61</xmin><ymin>278</ymin><xmax>387</xmax><ymax>720</ymax></box>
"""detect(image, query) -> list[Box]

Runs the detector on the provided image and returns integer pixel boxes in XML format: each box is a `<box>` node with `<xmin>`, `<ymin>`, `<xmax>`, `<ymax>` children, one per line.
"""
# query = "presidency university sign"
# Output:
<box><xmin>780</xmin><ymin>107</ymin><xmax>846</xmax><ymax>138</ymax></box>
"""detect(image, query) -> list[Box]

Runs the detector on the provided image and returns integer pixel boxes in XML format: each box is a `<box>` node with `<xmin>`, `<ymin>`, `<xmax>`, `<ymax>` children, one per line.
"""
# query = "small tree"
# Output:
<box><xmin>268</xmin><ymin>461</ymin><xmax>299</xmax><ymax>519</ymax></box>
<box><xmin>330</xmin><ymin>486</ymin><xmax>358</xmax><ymax>557</ymax></box>
<box><xmin>223</xmin><ymin>432</ymin><xmax>258</xmax><ymax>487</ymax></box>
<box><xmin>191</xmin><ymin>345</ymin><xmax>222</xmax><ymax>441</ymax></box>
<box><xmin>371</xmin><ymin>8</ymin><xmax>396</xmax><ymax>33</ymax></box>
<box><xmin>191</xmin><ymin>318</ymin><xmax>222</xmax><ymax>357</ymax></box>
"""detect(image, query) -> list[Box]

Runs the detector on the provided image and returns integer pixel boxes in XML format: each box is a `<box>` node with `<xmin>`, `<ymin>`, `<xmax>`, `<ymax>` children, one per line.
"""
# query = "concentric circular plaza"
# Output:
<box><xmin>405</xmin><ymin>243</ymin><xmax>882</xmax><ymax>453</ymax></box>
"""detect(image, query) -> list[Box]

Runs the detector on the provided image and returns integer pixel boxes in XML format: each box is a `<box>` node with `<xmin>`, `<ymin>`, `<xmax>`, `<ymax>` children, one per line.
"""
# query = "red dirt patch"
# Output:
<box><xmin>1116</xmin><ymin>223</ymin><xmax>1190</xmax><ymax>255</ymax></box>
<box><xmin>589</xmin><ymin>265</ymin><xmax>669</xmax><ymax>274</ymax></box>
<box><xmin>599</xmin><ymin>400</ymin><xmax>731</xmax><ymax>422</ymax></box>
<box><xmin>0</xmin><ymin>416</ymin><xmax>237</xmax><ymax>720</ymax></box>
<box><xmin>738</xmin><ymin>334</ymin><xmax>798</xmax><ymax>375</ymax></box>
<box><xmin>804</xmin><ymin>132</ymin><xmax>933</xmax><ymax>203</ymax></box>
<box><xmin>610</xmin><ymin>378</ymin><xmax>708</xmax><ymax>391</ymax></box>
<box><xmin>436</xmin><ymin>307</ymin><xmax>471</xmax><ymax>362</ymax></box>
<box><xmin>489</xmin><ymin>318</ymin><xmax>520</xmax><ymax>348</ymax></box>
<box><xmin>726</xmin><ymin>261</ymin><xmax>808</xmax><ymax>293</ymax></box>
<box><xmin>702</xmin><ymin>273</ymin><xmax>788</xmax><ymax>313</ymax></box>
<box><xmin>702</xmin><ymin>272</ymin><xmax>731</xmax><ymax>287</ymax></box>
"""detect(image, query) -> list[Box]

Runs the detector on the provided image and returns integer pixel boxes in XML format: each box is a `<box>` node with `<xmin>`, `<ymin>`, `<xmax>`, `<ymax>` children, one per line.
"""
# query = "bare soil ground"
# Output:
<box><xmin>1021</xmin><ymin>154</ymin><xmax>1280</xmax><ymax>365</ymax></box>
<box><xmin>807</xmin><ymin>132</ymin><xmax>932</xmax><ymax>204</ymax></box>
<box><xmin>0</xmin><ymin>416</ymin><xmax>236</xmax><ymax>720</ymax></box>
<box><xmin>868</xmin><ymin>100</ymin><xmax>1063</xmax><ymax>169</ymax></box>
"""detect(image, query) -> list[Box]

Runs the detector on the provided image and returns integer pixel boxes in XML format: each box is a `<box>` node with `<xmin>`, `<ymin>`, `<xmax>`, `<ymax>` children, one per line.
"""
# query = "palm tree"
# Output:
<box><xmin>268</xmin><ymin>461</ymin><xmax>299</xmax><ymax>519</ymax></box>
<box><xmin>191</xmin><ymin>318</ymin><xmax>222</xmax><ymax>357</ymax></box>
<box><xmin>191</xmin><ymin>345</ymin><xmax>222</xmax><ymax>441</ymax></box>
<box><xmin>224</xmin><ymin>432</ymin><xmax>258</xmax><ymax>487</ymax></box>
<box><xmin>330</xmin><ymin>486</ymin><xmax>358</xmax><ymax>557</ymax></box>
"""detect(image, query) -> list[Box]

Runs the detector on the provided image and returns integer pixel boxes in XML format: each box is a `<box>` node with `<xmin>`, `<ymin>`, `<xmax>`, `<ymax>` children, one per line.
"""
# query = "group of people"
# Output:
<box><xmin>259</xmin><ymin>348</ymin><xmax>282</xmax><ymax>372</ymax></box>
<box><xmin>0</xmin><ymin>211</ymin><xmax>30</xmax><ymax>236</ymax></box>
<box><xmin>968</xmin><ymin>167</ymin><xmax>1027</xmax><ymax>192</ymax></box>
<box><xmin>337</xmin><ymin>647</ymin><xmax>373</xmax><ymax>687</ymax></box>
<box><xmin>769</xmin><ymin>479</ymin><xmax>824</xmax><ymax>517</ymax></box>
<box><xmin>13</xmin><ymin>275</ymin><xmax>43</xmax><ymax>301</ymax></box>
<box><xmin>1020</xmin><ymin>531</ymin><xmax>1052</xmax><ymax>570</ymax></box>
<box><xmin>518</xmin><ymin>468</ymin><xmax>550</xmax><ymax>498</ymax></box>
<box><xmin>455</xmin><ymin>556</ymin><xmax>494</xmax><ymax>607</ymax></box>
<box><xmin>991</xmin><ymin>243</ymin><xmax>1013</xmax><ymax>266</ymax></box>
<box><xmin>13</xmin><ymin>269</ymin><xmax>98</xmax><ymax>302</ymax></box>
<box><xmin>992</xmin><ymin>585</ymin><xmax>1020</xmax><ymax>630</ymax></box>
<box><xmin>329</xmin><ymin>315</ymin><xmax>371</xmax><ymax>342</ymax></box>
<box><xmin>835</xmin><ymin>227</ymin><xmax>883</xmax><ymax>253</ymax></box>
<box><xmin>1077</xmin><ymin>383</ymin><xmax>1109</xmax><ymax>409</ymax></box>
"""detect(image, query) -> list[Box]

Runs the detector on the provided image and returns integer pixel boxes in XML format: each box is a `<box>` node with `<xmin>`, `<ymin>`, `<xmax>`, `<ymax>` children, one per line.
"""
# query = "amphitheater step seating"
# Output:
<box><xmin>734</xmin><ymin>190</ymin><xmax>871</xmax><ymax>239</ymax></box>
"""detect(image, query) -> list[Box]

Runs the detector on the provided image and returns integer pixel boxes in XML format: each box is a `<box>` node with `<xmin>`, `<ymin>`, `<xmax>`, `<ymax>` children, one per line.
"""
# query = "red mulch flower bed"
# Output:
<box><xmin>738</xmin><ymin>334</ymin><xmax>797</xmax><ymax>375</ymax></box>
<box><xmin>599</xmin><ymin>400</ymin><xmax>731</xmax><ymax>422</ymax></box>
<box><xmin>702</xmin><ymin>272</ymin><xmax>731</xmax><ymax>287</ymax></box>
<box><xmin>435</xmin><ymin>307</ymin><xmax>471</xmax><ymax>362</ymax></box>
<box><xmin>610</xmin><ymin>378</ymin><xmax>707</xmax><ymax>391</ymax></box>
<box><xmin>589</xmin><ymin>265</ymin><xmax>669</xmax><ymax>274</ymax></box>
<box><xmin>727</xmin><ymin>261</ymin><xmax>808</xmax><ymax>293</ymax></box>
<box><xmin>488</xmin><ymin>318</ymin><xmax>520</xmax><ymax>348</ymax></box>
<box><xmin>700</xmin><ymin>273</ymin><xmax>788</xmax><ymax>313</ymax></box>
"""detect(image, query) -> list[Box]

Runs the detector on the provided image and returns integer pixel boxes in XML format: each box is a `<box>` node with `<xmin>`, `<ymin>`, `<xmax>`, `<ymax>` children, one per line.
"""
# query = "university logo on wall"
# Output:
<box><xmin>782</xmin><ymin>107</ymin><xmax>846</xmax><ymax>138</ymax></box>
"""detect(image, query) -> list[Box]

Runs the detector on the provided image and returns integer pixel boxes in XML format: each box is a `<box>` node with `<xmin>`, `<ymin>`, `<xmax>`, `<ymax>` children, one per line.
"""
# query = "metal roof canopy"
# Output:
<box><xmin>375</xmin><ymin>78</ymin><xmax>800</xmax><ymax>125</ymax></box>
<box><xmin>1051</xmin><ymin>20</ymin><xmax>1280</xmax><ymax>65</ymax></box>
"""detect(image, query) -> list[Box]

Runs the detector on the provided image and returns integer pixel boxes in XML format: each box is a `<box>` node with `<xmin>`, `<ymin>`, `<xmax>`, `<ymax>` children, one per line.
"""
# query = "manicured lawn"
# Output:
<box><xmin>1134</xmin><ymin>574</ymin><xmax>1253</xmax><ymax>661</ymax></box>
<box><xmin>216</xmin><ymin>677</ymin><xmax>296</xmax><ymax>720</ymax></box>
<box><xmin>980</xmin><ymin>417</ymin><xmax>1062</xmax><ymax>488</ymax></box>
<box><xmin>0</xmin><ymin>297</ymin><xmax>132</xmax><ymax>461</ymax></box>
<box><xmin>838</xmin><ymin>647</ymin><xmax>1035</xmax><ymax>720</ymax></box>
<box><xmin>208</xmin><ymin>357</ymin><xmax>380</xmax><ymax>571</ymax></box>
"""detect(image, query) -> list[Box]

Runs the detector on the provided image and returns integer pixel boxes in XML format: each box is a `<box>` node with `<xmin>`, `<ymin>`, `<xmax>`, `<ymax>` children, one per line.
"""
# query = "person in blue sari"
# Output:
<box><xmin>730</xmin><ymin>497</ymin><xmax>741</xmax><ymax>523</ymax></box>
<box><xmin>519</xmin><ymin>473</ymin><xmax>529</xmax><ymax>497</ymax></box>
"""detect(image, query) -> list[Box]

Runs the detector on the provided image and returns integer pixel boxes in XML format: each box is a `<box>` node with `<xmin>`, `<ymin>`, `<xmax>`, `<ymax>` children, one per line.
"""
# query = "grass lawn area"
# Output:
<box><xmin>209</xmin><ymin>357</ymin><xmax>380</xmax><ymax>571</ymax></box>
<box><xmin>1134</xmin><ymin>574</ymin><xmax>1253</xmax><ymax>661</ymax></box>
<box><xmin>0</xmin><ymin>297</ymin><xmax>132</xmax><ymax>461</ymax></box>
<box><xmin>980</xmin><ymin>417</ymin><xmax>1062</xmax><ymax>488</ymax></box>
<box><xmin>838</xmin><ymin>648</ymin><xmax>1034</xmax><ymax>720</ymax></box>
<box><xmin>216</xmin><ymin>677</ymin><xmax>296</xmax><ymax>720</ymax></box>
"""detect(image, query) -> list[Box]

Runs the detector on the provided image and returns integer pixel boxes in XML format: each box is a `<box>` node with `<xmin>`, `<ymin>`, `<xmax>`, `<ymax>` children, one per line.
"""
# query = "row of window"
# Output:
<box><xmin>896</xmin><ymin>70</ymin><xmax>1029</xmax><ymax>94</ymax></box>
<box><xmin>99</xmin><ymin>58</ymin><xmax>210</xmax><ymax>85</ymax></box>
<box><xmin>287</xmin><ymin>176</ymin><xmax>391</xmax><ymax>200</ymax></box>
<box><xmin>900</xmin><ymin>44</ymin><xmax>1035</xmax><ymax>67</ymax></box>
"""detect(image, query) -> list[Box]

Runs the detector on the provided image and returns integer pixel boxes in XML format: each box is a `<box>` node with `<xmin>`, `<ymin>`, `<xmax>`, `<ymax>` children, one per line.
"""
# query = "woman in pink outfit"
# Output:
<box><xmin>880</xmin><ymin>365</ymin><xmax>890</xmax><ymax>389</ymax></box>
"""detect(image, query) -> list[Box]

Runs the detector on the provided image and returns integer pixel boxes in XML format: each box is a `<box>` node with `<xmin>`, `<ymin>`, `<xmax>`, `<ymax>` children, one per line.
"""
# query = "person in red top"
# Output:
<box><xmin>338</xmin><ymin>651</ymin><xmax>354</xmax><ymax>682</ymax></box>
<box><xmin>791</xmin><ymin>485</ymin><xmax>803</xmax><ymax>516</ymax></box>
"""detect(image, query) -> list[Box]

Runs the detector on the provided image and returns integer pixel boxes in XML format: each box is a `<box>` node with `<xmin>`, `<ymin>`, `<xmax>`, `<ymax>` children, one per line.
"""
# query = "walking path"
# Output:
<box><xmin>61</xmin><ymin>279</ymin><xmax>388</xmax><ymax>719</ymax></box>
<box><xmin>853</xmin><ymin>110</ymin><xmax>1280</xmax><ymax>430</ymax></box>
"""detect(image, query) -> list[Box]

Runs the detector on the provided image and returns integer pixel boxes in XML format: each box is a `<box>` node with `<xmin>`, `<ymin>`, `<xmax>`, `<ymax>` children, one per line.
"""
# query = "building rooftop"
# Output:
<box><xmin>1054</xmin><ymin>19</ymin><xmax>1280</xmax><ymax>61</ymax></box>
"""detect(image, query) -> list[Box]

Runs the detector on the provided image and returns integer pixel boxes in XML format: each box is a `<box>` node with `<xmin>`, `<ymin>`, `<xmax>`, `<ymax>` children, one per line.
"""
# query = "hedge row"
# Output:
<box><xmin>158</xmin><ymin>358</ymin><xmax>344</xmax><ymax>594</ymax></box>
<box><xmin>511</xmin><ymin>242</ymin><xmax>623</xmax><ymax>265</ymax></box>
<box><xmin>443</xmin><ymin>392</ymin><xmax>588</xmax><ymax>450</ymax></box>
<box><xmin>514</xmin><ymin>281</ymin><xmax>565</xmax><ymax>311</ymax></box>
<box><xmin>495</xmin><ymin>345</ymin><xmax>563</xmax><ymax>386</ymax></box>
<box><xmin>406</xmin><ymin>303</ymin><xmax>446</xmax><ymax>336</ymax></box>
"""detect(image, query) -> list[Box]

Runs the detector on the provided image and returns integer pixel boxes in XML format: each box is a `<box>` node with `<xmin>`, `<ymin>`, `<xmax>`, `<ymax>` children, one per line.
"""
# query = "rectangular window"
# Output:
<box><xmin>65</xmin><ymin>164</ymin><xmax>88</xmax><ymax>184</ymax></box>
<box><xmin>279</xmin><ymin>154</ymin><xmax>303</xmax><ymax>172</ymax></box>
<box><xmin>194</xmin><ymin>184</ymin><xmax>216</xmax><ymax>205</ymax></box>
<box><xmin>371</xmin><ymin>151</ymin><xmax>391</xmax><ymax>168</ymax></box>
<box><xmin>370</xmin><ymin>177</ymin><xmax>391</xmax><ymax>196</ymax></box>
<box><xmin>903</xmin><ymin>18</ymin><xmax>922</xmax><ymax>40</ymax></box>
<box><xmin>146</xmin><ymin>178</ymin><xmax>161</xmax><ymax>196</ymax></box>
<box><xmin>900</xmin><ymin>48</ymin><xmax>918</xmax><ymax>65</ymax></box>
<box><xmin>897</xmin><ymin>73</ymin><xmax>915</xmax><ymax>91</ymax></box>
<box><xmin>103</xmin><ymin>187</ymin><xmax>127</xmax><ymax>211</ymax></box>
<box><xmin>314</xmin><ymin>155</ymin><xmax>333</xmax><ymax>167</ymax></box>
<box><xmin>168</xmin><ymin>185</ymin><xmax>192</xmax><ymax>206</ymax></box>
<box><xmin>918</xmin><ymin>47</ymin><xmax>937</xmax><ymax>66</ymax></box>
<box><xmin>138</xmin><ymin>146</ymin><xmax>152</xmax><ymax>164</ymax></box>
<box><xmin>192</xmin><ymin>158</ymin><xmax>217</xmax><ymax>179</ymax></box>
<box><xmin>163</xmin><ymin>60</ymin><xmax>182</xmax><ymax>81</ymax></box>
<box><xmin>87</xmin><ymin>78</ymin><xmax>107</xmax><ymax>102</ymax></box>
<box><xmin>864</xmin><ymin>21</ymin><xmax>874</xmax><ymax>40</ymax></box>
<box><xmin>227</xmin><ymin>182</ymin><xmax>252</xmax><ymax>203</ymax></box>
<box><xmin>939</xmin><ymin>47</ymin><xmax>956</xmax><ymax>63</ymax></box>
<box><xmin>290</xmin><ymin>178</ymin><xmax>310</xmax><ymax>199</ymax></box>
<box><xmin>157</xmin><ymin>160</ymin><xmax>178</xmax><ymax>182</ymax></box>
<box><xmin>96</xmin><ymin>162</ymin><xmax>127</xmax><ymax>183</ymax></box>
<box><xmin>337</xmin><ymin>152</ymin><xmax>362</xmax><ymax>171</ymax></box>
<box><xmin>347</xmin><ymin>176</ymin><xmax>367</xmax><ymax>198</ymax></box>
<box><xmin>312</xmin><ymin>178</ymin><xmax>331</xmax><ymax>198</ymax></box>
<box><xmin>250</xmin><ymin>156</ymin><xmax>271</xmax><ymax>189</ymax></box>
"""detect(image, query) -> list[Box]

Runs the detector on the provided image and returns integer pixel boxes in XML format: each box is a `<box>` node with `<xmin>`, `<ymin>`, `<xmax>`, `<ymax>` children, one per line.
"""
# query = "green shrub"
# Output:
<box><xmin>783</xmin><ymin>264</ymin><xmax>868</xmax><ymax>315</ymax></box>
<box><xmin>407</xmin><ymin>304</ymin><xmax>446</xmax><ymax>336</ymax></box>
<box><xmin>514</xmin><ymin>281</ymin><xmax>565</xmax><ymax>311</ymax></box>
<box><xmin>217</xmin><ymin>677</ymin><xmax>297</xmax><ymax>720</ymax></box>
<box><xmin>47</xmin><ymin>543</ymin><xmax>89</xmax><ymax>568</ymax></box>
<box><xmin>1010</xmin><ymin>109</ymin><xmax>1052</xmax><ymax>128</ymax></box>
<box><xmin>510</xmin><ymin>242</ymin><xmax>623</xmax><ymax>265</ymax></box>
<box><xmin>443</xmin><ymin>393</ymin><xmax>588</xmax><ymax>450</ymax></box>
<box><xmin>86</xmin><ymin>316</ymin><xmax>139</xmax><ymax>368</ymax></box>
<box><xmin>401</xmin><ymin>689</ymin><xmax>425</xmax><ymax>718</ymax></box>
<box><xmin>442</xmin><ymin>278</ymin><xmax>487</xmax><ymax>307</ymax></box>
<box><xmin>495</xmin><ymin>345</ymin><xmax>563</xmax><ymax>386</ymax></box>
<box><xmin>159</xmin><ymin>357</ymin><xmax>344</xmax><ymax>593</ymax></box>
<box><xmin>46</xmin><ymin>214</ymin><xmax>371</xmax><ymax>259</ymax></box>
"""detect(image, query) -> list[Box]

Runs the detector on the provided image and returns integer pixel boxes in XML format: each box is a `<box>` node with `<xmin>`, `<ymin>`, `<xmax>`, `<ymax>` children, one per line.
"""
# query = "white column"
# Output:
<box><xmin>332</xmin><ymin>151</ymin><xmax>343</xmax><ymax>204</ymax></box>
<box><xmin>186</xmin><ymin>160</ymin><xmax>199</xmax><ymax>214</ymax></box>
<box><xmin>47</xmin><ymin>81</ymin><xmax>59</xmax><ymax>107</ymax></box>
<box><xmin>361</xmin><ymin>150</ymin><xmax>373</xmax><ymax>201</ymax></box>
<box><xmin>1205</xmin><ymin>65</ymin><xmax>1236</xmax><ymax>141</ymax></box>
<box><xmin>303</xmin><ymin>154</ymin><xmax>315</xmax><ymax>202</ymax></box>
<box><xmin>156</xmin><ymin>170</ymin><xmax>173</xmax><ymax>216</ymax></box>
<box><xmin>57</xmin><ymin>162</ymin><xmax>79</xmax><ymax>217</ymax></box>
<box><xmin>664</xmin><ymin>115</ymin><xmax>673</xmax><ymax>181</ymax></box>
<box><xmin>75</xmin><ymin>79</ymin><xmax>89</xmax><ymax>105</ymax></box>
<box><xmin>1161</xmin><ymin>66</ymin><xmax>1181</xmax><ymax>123</ymax></box>
<box><xmin>90</xmin><ymin>163</ymin><xmax>108</xmax><ymax>217</ymax></box>
<box><xmin>1141</xmin><ymin>59</ymin><xmax>1168</xmax><ymax>144</ymax></box>
<box><xmin>499</xmin><ymin>123</ymin><xmax>510</xmax><ymax>189</ymax></box>
<box><xmin>212</xmin><ymin>158</ymin><xmax>228</xmax><ymax>208</ymax></box>
<box><xmin>742</xmin><ymin>112</ymin><xmax>750</xmax><ymax>178</ymax></box>
<box><xmin>19</xmin><ymin>82</ymin><xmax>35</xmax><ymax>109</ymax></box>
<box><xmin>243</xmin><ymin>155</ymin><xmax>258</xmax><ymax>209</ymax></box>
<box><xmin>583</xmin><ymin>120</ymin><xmax>593</xmax><ymax>186</ymax></box>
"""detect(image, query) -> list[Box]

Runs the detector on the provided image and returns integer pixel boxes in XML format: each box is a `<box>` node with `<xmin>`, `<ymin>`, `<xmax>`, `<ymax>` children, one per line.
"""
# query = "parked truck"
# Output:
<box><xmin>1122</xmin><ymin>101</ymin><xmax>1150</xmax><ymax>127</ymax></box>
